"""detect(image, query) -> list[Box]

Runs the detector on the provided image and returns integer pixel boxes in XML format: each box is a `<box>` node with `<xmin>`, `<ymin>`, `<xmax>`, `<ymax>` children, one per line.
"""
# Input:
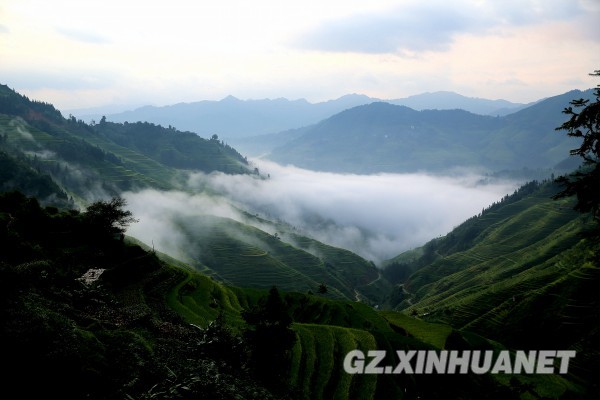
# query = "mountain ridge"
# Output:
<box><xmin>70</xmin><ymin>91</ymin><xmax>530</xmax><ymax>141</ymax></box>
<box><xmin>382</xmin><ymin>179</ymin><xmax>599</xmax><ymax>392</ymax></box>
<box><xmin>388</xmin><ymin>90</ymin><xmax>531</xmax><ymax>115</ymax></box>
<box><xmin>265</xmin><ymin>89</ymin><xmax>594</xmax><ymax>174</ymax></box>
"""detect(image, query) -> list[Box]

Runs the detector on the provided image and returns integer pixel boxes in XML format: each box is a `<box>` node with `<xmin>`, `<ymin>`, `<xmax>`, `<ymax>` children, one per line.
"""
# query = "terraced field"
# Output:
<box><xmin>390</xmin><ymin>181</ymin><xmax>599</xmax><ymax>394</ymax></box>
<box><xmin>175</xmin><ymin>214</ymin><xmax>382</xmax><ymax>300</ymax></box>
<box><xmin>380</xmin><ymin>311</ymin><xmax>452</xmax><ymax>349</ymax></box>
<box><xmin>160</xmin><ymin>261</ymin><xmax>582</xmax><ymax>399</ymax></box>
<box><xmin>404</xmin><ymin>195</ymin><xmax>585</xmax><ymax>326</ymax></box>
<box><xmin>0</xmin><ymin>113</ymin><xmax>183</xmax><ymax>195</ymax></box>
<box><xmin>1</xmin><ymin>114</ymin><xmax>63</xmax><ymax>147</ymax></box>
<box><xmin>162</xmin><ymin>265</ymin><xmax>430</xmax><ymax>399</ymax></box>
<box><xmin>287</xmin><ymin>233</ymin><xmax>391</xmax><ymax>305</ymax></box>
<box><xmin>1</xmin><ymin>106</ymin><xmax>392</xmax><ymax>307</ymax></box>
<box><xmin>290</xmin><ymin>324</ymin><xmax>378</xmax><ymax>400</ymax></box>
<box><xmin>69</xmin><ymin>125</ymin><xmax>185</xmax><ymax>188</ymax></box>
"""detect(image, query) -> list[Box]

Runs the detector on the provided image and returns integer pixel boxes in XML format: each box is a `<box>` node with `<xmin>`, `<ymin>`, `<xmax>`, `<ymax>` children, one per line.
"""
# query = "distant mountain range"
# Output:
<box><xmin>73</xmin><ymin>94</ymin><xmax>376</xmax><ymax>139</ymax></box>
<box><xmin>71</xmin><ymin>91</ymin><xmax>529</xmax><ymax>141</ymax></box>
<box><xmin>265</xmin><ymin>89</ymin><xmax>594</xmax><ymax>174</ymax></box>
<box><xmin>388</xmin><ymin>91</ymin><xmax>533</xmax><ymax>115</ymax></box>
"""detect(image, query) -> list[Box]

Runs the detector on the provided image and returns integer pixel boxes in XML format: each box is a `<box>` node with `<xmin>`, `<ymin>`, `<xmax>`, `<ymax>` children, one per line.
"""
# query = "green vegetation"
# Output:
<box><xmin>554</xmin><ymin>70</ymin><xmax>600</xmax><ymax>227</ymax></box>
<box><xmin>2</xmin><ymin>81</ymin><xmax>599</xmax><ymax>398</ymax></box>
<box><xmin>268</xmin><ymin>89</ymin><xmax>594</xmax><ymax>174</ymax></box>
<box><xmin>166</xmin><ymin>214</ymin><xmax>391</xmax><ymax>304</ymax></box>
<box><xmin>93</xmin><ymin>119</ymin><xmax>249</xmax><ymax>174</ymax></box>
<box><xmin>382</xmin><ymin>178</ymin><xmax>598</xmax><ymax>398</ymax></box>
<box><xmin>4</xmin><ymin>190</ymin><xmax>581</xmax><ymax>398</ymax></box>
<box><xmin>0</xmin><ymin>148</ymin><xmax>71</xmax><ymax>206</ymax></box>
<box><xmin>0</xmin><ymin>83</ymin><xmax>391</xmax><ymax>306</ymax></box>
<box><xmin>380</xmin><ymin>311</ymin><xmax>452</xmax><ymax>349</ymax></box>
<box><xmin>0</xmin><ymin>83</ymin><xmax>251</xmax><ymax>202</ymax></box>
<box><xmin>0</xmin><ymin>190</ymin><xmax>539</xmax><ymax>399</ymax></box>
<box><xmin>376</xmin><ymin>76</ymin><xmax>600</xmax><ymax>397</ymax></box>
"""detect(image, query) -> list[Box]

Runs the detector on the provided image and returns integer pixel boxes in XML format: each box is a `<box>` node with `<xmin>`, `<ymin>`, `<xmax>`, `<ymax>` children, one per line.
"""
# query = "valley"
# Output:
<box><xmin>1</xmin><ymin>80</ymin><xmax>599</xmax><ymax>399</ymax></box>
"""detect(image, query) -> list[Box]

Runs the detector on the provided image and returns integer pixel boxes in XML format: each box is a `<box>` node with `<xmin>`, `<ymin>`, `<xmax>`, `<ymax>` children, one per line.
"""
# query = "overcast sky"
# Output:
<box><xmin>1</xmin><ymin>0</ymin><xmax>599</xmax><ymax>111</ymax></box>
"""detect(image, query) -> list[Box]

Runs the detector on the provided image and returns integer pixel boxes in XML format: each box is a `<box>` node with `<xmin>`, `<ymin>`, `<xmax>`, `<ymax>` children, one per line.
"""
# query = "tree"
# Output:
<box><xmin>317</xmin><ymin>282</ymin><xmax>328</xmax><ymax>294</ymax></box>
<box><xmin>196</xmin><ymin>311</ymin><xmax>246</xmax><ymax>371</ymax></box>
<box><xmin>242</xmin><ymin>286</ymin><xmax>296</xmax><ymax>393</ymax></box>
<box><xmin>554</xmin><ymin>70</ymin><xmax>600</xmax><ymax>226</ymax></box>
<box><xmin>82</xmin><ymin>197</ymin><xmax>138</xmax><ymax>238</ymax></box>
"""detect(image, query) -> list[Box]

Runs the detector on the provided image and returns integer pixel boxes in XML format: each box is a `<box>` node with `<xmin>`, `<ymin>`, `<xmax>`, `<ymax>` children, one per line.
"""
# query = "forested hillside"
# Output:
<box><xmin>0</xmin><ymin>83</ymin><xmax>392</xmax><ymax>306</ymax></box>
<box><xmin>267</xmin><ymin>89</ymin><xmax>593</xmax><ymax>174</ymax></box>
<box><xmin>0</xmin><ymin>84</ymin><xmax>250</xmax><ymax>202</ymax></box>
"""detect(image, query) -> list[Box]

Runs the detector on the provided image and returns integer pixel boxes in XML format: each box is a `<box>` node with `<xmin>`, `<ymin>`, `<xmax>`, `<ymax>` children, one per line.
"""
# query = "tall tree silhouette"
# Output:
<box><xmin>82</xmin><ymin>197</ymin><xmax>138</xmax><ymax>240</ymax></box>
<box><xmin>554</xmin><ymin>70</ymin><xmax>600</xmax><ymax>226</ymax></box>
<box><xmin>242</xmin><ymin>286</ymin><xmax>296</xmax><ymax>394</ymax></box>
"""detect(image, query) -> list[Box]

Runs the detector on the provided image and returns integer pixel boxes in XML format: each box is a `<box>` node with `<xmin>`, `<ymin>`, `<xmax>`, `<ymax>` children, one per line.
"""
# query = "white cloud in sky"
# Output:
<box><xmin>294</xmin><ymin>0</ymin><xmax>588</xmax><ymax>54</ymax></box>
<box><xmin>0</xmin><ymin>0</ymin><xmax>598</xmax><ymax>109</ymax></box>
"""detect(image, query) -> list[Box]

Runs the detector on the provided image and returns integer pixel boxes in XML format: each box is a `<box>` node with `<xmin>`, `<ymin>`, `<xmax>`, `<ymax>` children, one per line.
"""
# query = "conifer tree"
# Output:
<box><xmin>554</xmin><ymin>70</ymin><xmax>600</xmax><ymax>226</ymax></box>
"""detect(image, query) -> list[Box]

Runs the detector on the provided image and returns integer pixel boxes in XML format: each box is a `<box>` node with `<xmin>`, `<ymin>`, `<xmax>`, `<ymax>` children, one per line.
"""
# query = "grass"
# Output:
<box><xmin>171</xmin><ymin>214</ymin><xmax>388</xmax><ymax>304</ymax></box>
<box><xmin>379</xmin><ymin>311</ymin><xmax>452</xmax><ymax>349</ymax></box>
<box><xmin>290</xmin><ymin>324</ymin><xmax>378</xmax><ymax>400</ymax></box>
<box><xmin>404</xmin><ymin>189</ymin><xmax>585</xmax><ymax>317</ymax></box>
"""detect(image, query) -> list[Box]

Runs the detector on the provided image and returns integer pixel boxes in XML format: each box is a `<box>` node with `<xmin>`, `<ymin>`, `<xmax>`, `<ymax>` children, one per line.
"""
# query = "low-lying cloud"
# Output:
<box><xmin>125</xmin><ymin>160</ymin><xmax>519</xmax><ymax>266</ymax></box>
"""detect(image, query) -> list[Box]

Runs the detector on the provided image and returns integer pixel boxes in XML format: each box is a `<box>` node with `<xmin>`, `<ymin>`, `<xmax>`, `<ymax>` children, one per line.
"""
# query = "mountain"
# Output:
<box><xmin>76</xmin><ymin>94</ymin><xmax>378</xmax><ymax>140</ymax></box>
<box><xmin>0</xmin><ymin>84</ymin><xmax>250</xmax><ymax>201</ymax></box>
<box><xmin>0</xmin><ymin>147</ymin><xmax>71</xmax><ymax>206</ymax></box>
<box><xmin>382</xmin><ymin>179</ymin><xmax>599</xmax><ymax>393</ymax></box>
<box><xmin>0</xmin><ymin>83</ymin><xmax>390</xmax><ymax>305</ymax></box>
<box><xmin>389</xmin><ymin>91</ymin><xmax>529</xmax><ymax>116</ymax></box>
<box><xmin>72</xmin><ymin>92</ymin><xmax>529</xmax><ymax>147</ymax></box>
<box><xmin>266</xmin><ymin>89</ymin><xmax>594</xmax><ymax>174</ymax></box>
<box><xmin>1</xmin><ymin>191</ymin><xmax>400</xmax><ymax>399</ymax></box>
<box><xmin>146</xmin><ymin>211</ymin><xmax>391</xmax><ymax>305</ymax></box>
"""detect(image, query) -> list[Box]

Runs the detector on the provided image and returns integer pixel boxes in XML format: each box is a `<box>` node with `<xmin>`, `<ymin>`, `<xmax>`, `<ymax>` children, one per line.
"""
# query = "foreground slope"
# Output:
<box><xmin>3</xmin><ymin>191</ymin><xmax>581</xmax><ymax>399</ymax></box>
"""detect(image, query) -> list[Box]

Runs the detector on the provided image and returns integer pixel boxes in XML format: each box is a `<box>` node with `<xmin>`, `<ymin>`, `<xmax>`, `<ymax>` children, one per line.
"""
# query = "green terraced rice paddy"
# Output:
<box><xmin>380</xmin><ymin>311</ymin><xmax>452</xmax><ymax>349</ymax></box>
<box><xmin>290</xmin><ymin>324</ymin><xmax>377</xmax><ymax>400</ymax></box>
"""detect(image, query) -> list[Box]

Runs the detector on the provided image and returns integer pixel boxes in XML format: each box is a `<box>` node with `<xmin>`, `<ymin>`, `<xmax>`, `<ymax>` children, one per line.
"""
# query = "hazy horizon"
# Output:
<box><xmin>2</xmin><ymin>1</ymin><xmax>598</xmax><ymax>110</ymax></box>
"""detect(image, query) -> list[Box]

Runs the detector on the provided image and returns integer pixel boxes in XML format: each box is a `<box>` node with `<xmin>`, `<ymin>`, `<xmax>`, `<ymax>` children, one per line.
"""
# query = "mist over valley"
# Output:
<box><xmin>124</xmin><ymin>160</ymin><xmax>519</xmax><ymax>265</ymax></box>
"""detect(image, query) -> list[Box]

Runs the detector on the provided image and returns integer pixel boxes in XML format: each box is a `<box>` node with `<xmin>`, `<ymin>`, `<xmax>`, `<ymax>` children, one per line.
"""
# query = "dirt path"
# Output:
<box><xmin>366</xmin><ymin>271</ymin><xmax>382</xmax><ymax>286</ymax></box>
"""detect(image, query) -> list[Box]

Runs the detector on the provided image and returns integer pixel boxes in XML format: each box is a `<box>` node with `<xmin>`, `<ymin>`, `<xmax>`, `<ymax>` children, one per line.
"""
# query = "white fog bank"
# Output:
<box><xmin>125</xmin><ymin>160</ymin><xmax>520</xmax><ymax>265</ymax></box>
